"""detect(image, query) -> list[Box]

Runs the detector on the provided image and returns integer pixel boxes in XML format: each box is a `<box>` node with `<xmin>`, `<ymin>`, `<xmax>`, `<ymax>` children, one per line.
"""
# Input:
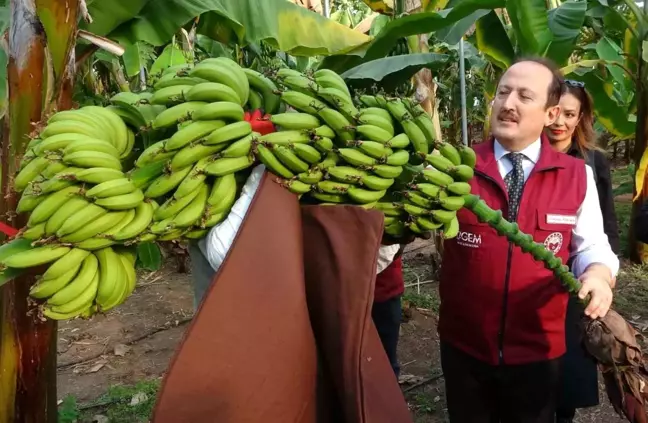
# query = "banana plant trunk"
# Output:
<box><xmin>0</xmin><ymin>0</ymin><xmax>79</xmax><ymax>421</ymax></box>
<box><xmin>629</xmin><ymin>46</ymin><xmax>648</xmax><ymax>263</ymax></box>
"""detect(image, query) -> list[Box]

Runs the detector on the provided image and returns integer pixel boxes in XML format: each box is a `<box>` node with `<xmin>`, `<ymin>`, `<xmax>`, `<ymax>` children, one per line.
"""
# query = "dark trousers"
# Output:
<box><xmin>372</xmin><ymin>295</ymin><xmax>402</xmax><ymax>377</ymax></box>
<box><xmin>440</xmin><ymin>342</ymin><xmax>562</xmax><ymax>423</ymax></box>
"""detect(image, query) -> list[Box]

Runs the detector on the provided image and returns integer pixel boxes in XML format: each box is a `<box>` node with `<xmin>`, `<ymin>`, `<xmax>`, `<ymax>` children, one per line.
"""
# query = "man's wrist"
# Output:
<box><xmin>582</xmin><ymin>263</ymin><xmax>614</xmax><ymax>287</ymax></box>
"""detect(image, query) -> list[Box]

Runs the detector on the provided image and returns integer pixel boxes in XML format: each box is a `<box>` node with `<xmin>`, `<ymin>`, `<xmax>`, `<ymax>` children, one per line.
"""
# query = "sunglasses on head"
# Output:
<box><xmin>564</xmin><ymin>79</ymin><xmax>585</xmax><ymax>88</ymax></box>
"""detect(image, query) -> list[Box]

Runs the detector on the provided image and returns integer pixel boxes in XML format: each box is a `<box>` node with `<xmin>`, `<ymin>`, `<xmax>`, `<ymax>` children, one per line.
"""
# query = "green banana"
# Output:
<box><xmin>338</xmin><ymin>148</ymin><xmax>377</xmax><ymax>167</ymax></box>
<box><xmin>280</xmin><ymin>91</ymin><xmax>327</xmax><ymax>115</ymax></box>
<box><xmin>192</xmin><ymin>101</ymin><xmax>245</xmax><ymax>122</ymax></box>
<box><xmin>150</xmin><ymin>85</ymin><xmax>193</xmax><ymax>105</ymax></box>
<box><xmin>47</xmin><ymin>254</ymin><xmax>99</xmax><ymax>306</ymax></box>
<box><xmin>29</xmin><ymin>267</ymin><xmax>78</xmax><ymax>299</ymax></box>
<box><xmin>458</xmin><ymin>145</ymin><xmax>477</xmax><ymax>168</ymax></box>
<box><xmin>442</xmin><ymin>216</ymin><xmax>459</xmax><ymax>239</ymax></box>
<box><xmin>28</xmin><ymin>186</ymin><xmax>84</xmax><ymax>226</ymax></box>
<box><xmin>44</xmin><ymin>195</ymin><xmax>89</xmax><ymax>235</ymax></box>
<box><xmin>257</xmin><ymin>130</ymin><xmax>310</xmax><ymax>146</ymax></box>
<box><xmin>384</xmin><ymin>150</ymin><xmax>409</xmax><ymax>166</ymax></box>
<box><xmin>155</xmin><ymin>187</ymin><xmax>202</xmax><ymax>221</ymax></box>
<box><xmin>422</xmin><ymin>168</ymin><xmax>454</xmax><ymax>187</ymax></box>
<box><xmin>63</xmin><ymin>138</ymin><xmax>120</xmax><ymax>158</ymax></box>
<box><xmin>385</xmin><ymin>133</ymin><xmax>410</xmax><ymax>149</ymax></box>
<box><xmin>112</xmin><ymin>201</ymin><xmax>155</xmax><ymax>241</ymax></box>
<box><xmin>85</xmin><ymin>178</ymin><xmax>136</xmax><ymax>199</ymax></box>
<box><xmin>350</xmin><ymin>140</ymin><xmax>392</xmax><ymax>159</ymax></box>
<box><xmin>170</xmin><ymin>142</ymin><xmax>227</xmax><ymax>171</ymax></box>
<box><xmin>1</xmin><ymin>245</ymin><xmax>71</xmax><ymax>269</ymax></box>
<box><xmin>204</xmin><ymin>155</ymin><xmax>255</xmax><ymax>177</ymax></box>
<box><xmin>270</xmin><ymin>113</ymin><xmax>320</xmax><ymax>130</ymax></box>
<box><xmin>152</xmin><ymin>101</ymin><xmax>207</xmax><ymax>129</ymax></box>
<box><xmin>41</xmin><ymin>248</ymin><xmax>91</xmax><ymax>281</ymax></box>
<box><xmin>273</xmin><ymin>145</ymin><xmax>310</xmax><ymax>173</ymax></box>
<box><xmin>59</xmin><ymin>211</ymin><xmax>128</xmax><ymax>243</ymax></box>
<box><xmin>13</xmin><ymin>156</ymin><xmax>51</xmax><ymax>192</ymax></box>
<box><xmin>207</xmin><ymin>174</ymin><xmax>237</xmax><ymax>211</ymax></box>
<box><xmin>172</xmin><ymin>183</ymin><xmax>209</xmax><ymax>228</ymax></box>
<box><xmin>185</xmin><ymin>82</ymin><xmax>242</xmax><ymax>104</ymax></box>
<box><xmin>318</xmin><ymin>107</ymin><xmax>354</xmax><ymax>142</ymax></box>
<box><xmin>255</xmin><ymin>144</ymin><xmax>294</xmax><ymax>179</ymax></box>
<box><xmin>76</xmin><ymin>167</ymin><xmax>125</xmax><ymax>184</ymax></box>
<box><xmin>327</xmin><ymin>166</ymin><xmax>366</xmax><ymax>183</ymax></box>
<box><xmin>347</xmin><ymin>187</ymin><xmax>387</xmax><ymax>204</ymax></box>
<box><xmin>204</xmin><ymin>121</ymin><xmax>252</xmax><ymax>145</ymax></box>
<box><xmin>291</xmin><ymin>143</ymin><xmax>322</xmax><ymax>164</ymax></box>
<box><xmin>242</xmin><ymin>68</ymin><xmax>280</xmax><ymax>114</ymax></box>
<box><xmin>220</xmin><ymin>132</ymin><xmax>257</xmax><ymax>158</ymax></box>
<box><xmin>94</xmin><ymin>189</ymin><xmax>144</xmax><ymax>210</ymax></box>
<box><xmin>166</xmin><ymin>120</ymin><xmax>227</xmax><ymax>150</ymax></box>
<box><xmin>56</xmin><ymin>204</ymin><xmax>107</xmax><ymax>237</ymax></box>
<box><xmin>145</xmin><ymin>166</ymin><xmax>193</xmax><ymax>198</ymax></box>
<box><xmin>63</xmin><ymin>151</ymin><xmax>122</xmax><ymax>171</ymax></box>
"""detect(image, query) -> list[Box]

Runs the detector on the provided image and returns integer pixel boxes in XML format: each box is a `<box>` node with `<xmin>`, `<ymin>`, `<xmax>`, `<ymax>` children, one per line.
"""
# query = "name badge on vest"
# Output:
<box><xmin>546</xmin><ymin>214</ymin><xmax>577</xmax><ymax>225</ymax></box>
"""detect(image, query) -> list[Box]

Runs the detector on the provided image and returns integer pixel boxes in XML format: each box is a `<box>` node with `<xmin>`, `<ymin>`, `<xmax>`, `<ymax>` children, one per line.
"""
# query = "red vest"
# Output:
<box><xmin>438</xmin><ymin>137</ymin><xmax>587</xmax><ymax>365</ymax></box>
<box><xmin>375</xmin><ymin>256</ymin><xmax>404</xmax><ymax>303</ymax></box>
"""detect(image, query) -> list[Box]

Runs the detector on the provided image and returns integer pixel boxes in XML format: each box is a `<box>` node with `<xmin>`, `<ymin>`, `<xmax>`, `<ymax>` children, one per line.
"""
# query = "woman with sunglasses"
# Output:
<box><xmin>544</xmin><ymin>79</ymin><xmax>620</xmax><ymax>423</ymax></box>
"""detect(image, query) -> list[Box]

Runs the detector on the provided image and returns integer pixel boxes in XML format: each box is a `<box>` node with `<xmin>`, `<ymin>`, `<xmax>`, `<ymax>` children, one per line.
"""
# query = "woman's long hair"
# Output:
<box><xmin>562</xmin><ymin>81</ymin><xmax>599</xmax><ymax>156</ymax></box>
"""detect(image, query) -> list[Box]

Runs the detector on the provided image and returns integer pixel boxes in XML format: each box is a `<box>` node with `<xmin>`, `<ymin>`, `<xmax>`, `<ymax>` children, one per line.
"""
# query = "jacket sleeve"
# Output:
<box><xmin>593</xmin><ymin>151</ymin><xmax>621</xmax><ymax>254</ymax></box>
<box><xmin>635</xmin><ymin>201</ymin><xmax>648</xmax><ymax>244</ymax></box>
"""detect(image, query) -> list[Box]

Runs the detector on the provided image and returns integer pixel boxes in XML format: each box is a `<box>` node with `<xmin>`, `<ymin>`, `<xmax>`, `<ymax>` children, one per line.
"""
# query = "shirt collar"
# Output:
<box><xmin>493</xmin><ymin>138</ymin><xmax>541</xmax><ymax>164</ymax></box>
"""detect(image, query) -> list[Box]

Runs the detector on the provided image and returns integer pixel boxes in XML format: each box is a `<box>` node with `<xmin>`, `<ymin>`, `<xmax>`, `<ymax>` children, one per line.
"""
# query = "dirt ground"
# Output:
<box><xmin>56</xmin><ymin>239</ymin><xmax>634</xmax><ymax>423</ymax></box>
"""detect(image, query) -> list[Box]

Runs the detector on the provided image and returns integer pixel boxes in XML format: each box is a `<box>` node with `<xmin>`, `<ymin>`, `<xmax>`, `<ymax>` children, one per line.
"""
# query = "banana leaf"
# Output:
<box><xmin>564</xmin><ymin>66</ymin><xmax>635</xmax><ymax>138</ymax></box>
<box><xmin>320</xmin><ymin>0</ymin><xmax>505</xmax><ymax>73</ymax></box>
<box><xmin>106</xmin><ymin>0</ymin><xmax>371</xmax><ymax>58</ymax></box>
<box><xmin>545</xmin><ymin>0</ymin><xmax>587</xmax><ymax>67</ymax></box>
<box><xmin>506</xmin><ymin>0</ymin><xmax>552</xmax><ymax>56</ymax></box>
<box><xmin>473</xmin><ymin>10</ymin><xmax>514</xmax><ymax>70</ymax></box>
<box><xmin>341</xmin><ymin>52</ymin><xmax>450</xmax><ymax>85</ymax></box>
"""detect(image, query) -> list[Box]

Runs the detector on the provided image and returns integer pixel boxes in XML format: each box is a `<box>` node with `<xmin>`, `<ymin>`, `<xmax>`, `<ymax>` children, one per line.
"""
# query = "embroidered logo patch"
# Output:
<box><xmin>544</xmin><ymin>232</ymin><xmax>563</xmax><ymax>254</ymax></box>
<box><xmin>456</xmin><ymin>231</ymin><xmax>482</xmax><ymax>249</ymax></box>
<box><xmin>546</xmin><ymin>214</ymin><xmax>577</xmax><ymax>225</ymax></box>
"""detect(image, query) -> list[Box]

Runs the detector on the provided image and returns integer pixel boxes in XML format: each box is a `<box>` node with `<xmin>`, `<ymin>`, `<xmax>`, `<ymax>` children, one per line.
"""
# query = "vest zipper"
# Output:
<box><xmin>474</xmin><ymin>169</ymin><xmax>526</xmax><ymax>365</ymax></box>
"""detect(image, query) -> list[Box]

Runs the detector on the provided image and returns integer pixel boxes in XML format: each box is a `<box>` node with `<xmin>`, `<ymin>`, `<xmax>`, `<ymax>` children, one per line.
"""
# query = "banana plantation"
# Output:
<box><xmin>0</xmin><ymin>0</ymin><xmax>647</xmax><ymax>422</ymax></box>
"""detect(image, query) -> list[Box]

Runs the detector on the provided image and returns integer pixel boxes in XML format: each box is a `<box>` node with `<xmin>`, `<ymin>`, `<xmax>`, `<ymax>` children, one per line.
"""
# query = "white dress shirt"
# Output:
<box><xmin>494</xmin><ymin>139</ymin><xmax>619</xmax><ymax>278</ymax></box>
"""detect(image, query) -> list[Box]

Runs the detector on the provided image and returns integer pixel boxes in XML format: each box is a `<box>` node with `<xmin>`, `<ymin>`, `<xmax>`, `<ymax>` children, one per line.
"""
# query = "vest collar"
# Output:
<box><xmin>476</xmin><ymin>133</ymin><xmax>566</xmax><ymax>183</ymax></box>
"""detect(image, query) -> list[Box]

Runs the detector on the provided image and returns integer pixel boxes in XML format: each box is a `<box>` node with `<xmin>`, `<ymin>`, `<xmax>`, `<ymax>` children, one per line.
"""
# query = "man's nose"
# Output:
<box><xmin>502</xmin><ymin>93</ymin><xmax>516</xmax><ymax>110</ymax></box>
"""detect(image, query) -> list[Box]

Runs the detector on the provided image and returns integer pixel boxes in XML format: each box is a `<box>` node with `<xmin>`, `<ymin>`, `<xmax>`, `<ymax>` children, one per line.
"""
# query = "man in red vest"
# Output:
<box><xmin>438</xmin><ymin>57</ymin><xmax>619</xmax><ymax>422</ymax></box>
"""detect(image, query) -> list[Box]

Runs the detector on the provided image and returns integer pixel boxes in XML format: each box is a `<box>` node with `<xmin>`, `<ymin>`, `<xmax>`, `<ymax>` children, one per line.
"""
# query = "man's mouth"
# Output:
<box><xmin>498</xmin><ymin>116</ymin><xmax>517</xmax><ymax>123</ymax></box>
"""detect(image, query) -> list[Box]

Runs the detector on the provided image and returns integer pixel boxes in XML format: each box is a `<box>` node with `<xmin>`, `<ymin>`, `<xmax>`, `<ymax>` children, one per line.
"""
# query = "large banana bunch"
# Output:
<box><xmin>3</xmin><ymin>56</ymin><xmax>480</xmax><ymax>323</ymax></box>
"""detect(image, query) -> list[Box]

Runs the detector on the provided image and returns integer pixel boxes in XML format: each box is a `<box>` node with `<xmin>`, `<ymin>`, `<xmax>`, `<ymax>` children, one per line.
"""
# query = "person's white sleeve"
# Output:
<box><xmin>569</xmin><ymin>164</ymin><xmax>620</xmax><ymax>278</ymax></box>
<box><xmin>198</xmin><ymin>165</ymin><xmax>265</xmax><ymax>272</ymax></box>
<box><xmin>376</xmin><ymin>244</ymin><xmax>400</xmax><ymax>274</ymax></box>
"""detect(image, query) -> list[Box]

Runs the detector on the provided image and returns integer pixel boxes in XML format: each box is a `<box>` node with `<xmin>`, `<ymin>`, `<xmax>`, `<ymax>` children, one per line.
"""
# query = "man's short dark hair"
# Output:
<box><xmin>511</xmin><ymin>56</ymin><xmax>564</xmax><ymax>108</ymax></box>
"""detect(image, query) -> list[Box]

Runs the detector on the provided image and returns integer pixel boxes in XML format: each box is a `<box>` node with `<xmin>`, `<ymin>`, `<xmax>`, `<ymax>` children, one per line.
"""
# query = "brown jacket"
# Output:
<box><xmin>153</xmin><ymin>171</ymin><xmax>412</xmax><ymax>423</ymax></box>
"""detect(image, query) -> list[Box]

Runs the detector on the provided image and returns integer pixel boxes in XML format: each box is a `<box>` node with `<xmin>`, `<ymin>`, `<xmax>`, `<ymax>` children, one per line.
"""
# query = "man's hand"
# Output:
<box><xmin>578</xmin><ymin>264</ymin><xmax>614</xmax><ymax>319</ymax></box>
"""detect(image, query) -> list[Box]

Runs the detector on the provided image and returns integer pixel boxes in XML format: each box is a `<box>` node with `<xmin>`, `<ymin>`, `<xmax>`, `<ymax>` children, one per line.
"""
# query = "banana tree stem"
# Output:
<box><xmin>620</xmin><ymin>0</ymin><xmax>648</xmax><ymax>29</ymax></box>
<box><xmin>463</xmin><ymin>194</ymin><xmax>583</xmax><ymax>295</ymax></box>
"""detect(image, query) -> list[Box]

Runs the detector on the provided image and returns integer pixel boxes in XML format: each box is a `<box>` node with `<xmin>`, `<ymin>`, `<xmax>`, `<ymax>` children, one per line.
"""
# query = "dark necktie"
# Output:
<box><xmin>504</xmin><ymin>152</ymin><xmax>525</xmax><ymax>221</ymax></box>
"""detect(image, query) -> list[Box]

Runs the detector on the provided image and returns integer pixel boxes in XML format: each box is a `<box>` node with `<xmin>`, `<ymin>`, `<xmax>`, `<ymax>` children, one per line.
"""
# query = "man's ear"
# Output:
<box><xmin>545</xmin><ymin>105</ymin><xmax>561</xmax><ymax>126</ymax></box>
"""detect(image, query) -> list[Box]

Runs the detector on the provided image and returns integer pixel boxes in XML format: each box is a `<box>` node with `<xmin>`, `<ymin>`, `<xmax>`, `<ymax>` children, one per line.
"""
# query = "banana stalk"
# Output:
<box><xmin>463</xmin><ymin>194</ymin><xmax>581</xmax><ymax>295</ymax></box>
